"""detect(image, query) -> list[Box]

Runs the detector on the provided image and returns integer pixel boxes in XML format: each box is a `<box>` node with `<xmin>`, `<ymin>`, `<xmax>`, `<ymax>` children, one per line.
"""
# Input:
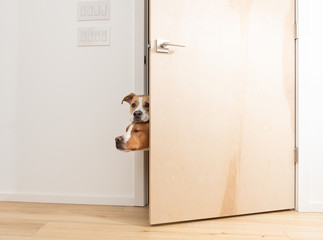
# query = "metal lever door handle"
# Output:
<box><xmin>157</xmin><ymin>39</ymin><xmax>186</xmax><ymax>53</ymax></box>
<box><xmin>161</xmin><ymin>42</ymin><xmax>186</xmax><ymax>48</ymax></box>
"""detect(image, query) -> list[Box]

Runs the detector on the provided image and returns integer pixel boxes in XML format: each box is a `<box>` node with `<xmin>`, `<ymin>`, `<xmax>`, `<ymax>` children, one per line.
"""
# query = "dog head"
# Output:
<box><xmin>121</xmin><ymin>93</ymin><xmax>149</xmax><ymax>123</ymax></box>
<box><xmin>115</xmin><ymin>122</ymin><xmax>149</xmax><ymax>152</ymax></box>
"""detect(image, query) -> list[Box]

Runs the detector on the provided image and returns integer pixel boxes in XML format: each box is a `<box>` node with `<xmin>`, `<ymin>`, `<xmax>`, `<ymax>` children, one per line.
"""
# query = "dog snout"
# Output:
<box><xmin>115</xmin><ymin>136</ymin><xmax>123</xmax><ymax>143</ymax></box>
<box><xmin>115</xmin><ymin>136</ymin><xmax>125</xmax><ymax>150</ymax></box>
<box><xmin>133</xmin><ymin>111</ymin><xmax>143</xmax><ymax>118</ymax></box>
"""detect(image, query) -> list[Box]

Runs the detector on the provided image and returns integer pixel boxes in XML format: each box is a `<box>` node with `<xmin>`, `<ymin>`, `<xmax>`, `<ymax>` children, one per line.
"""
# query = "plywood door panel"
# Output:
<box><xmin>149</xmin><ymin>0</ymin><xmax>295</xmax><ymax>225</ymax></box>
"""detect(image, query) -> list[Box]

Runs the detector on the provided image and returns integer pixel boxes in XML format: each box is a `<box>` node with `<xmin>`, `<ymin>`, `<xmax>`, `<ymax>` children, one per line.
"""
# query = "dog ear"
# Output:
<box><xmin>121</xmin><ymin>93</ymin><xmax>135</xmax><ymax>104</ymax></box>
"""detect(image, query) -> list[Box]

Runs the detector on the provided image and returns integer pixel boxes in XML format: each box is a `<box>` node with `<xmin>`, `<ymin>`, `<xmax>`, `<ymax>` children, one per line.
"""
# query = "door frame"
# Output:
<box><xmin>133</xmin><ymin>0</ymin><xmax>148</xmax><ymax>206</ymax></box>
<box><xmin>296</xmin><ymin>0</ymin><xmax>323</xmax><ymax>212</ymax></box>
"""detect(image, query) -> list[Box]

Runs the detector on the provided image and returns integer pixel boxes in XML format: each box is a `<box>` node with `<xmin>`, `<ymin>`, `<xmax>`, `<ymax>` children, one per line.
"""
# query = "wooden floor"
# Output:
<box><xmin>1</xmin><ymin>202</ymin><xmax>323</xmax><ymax>240</ymax></box>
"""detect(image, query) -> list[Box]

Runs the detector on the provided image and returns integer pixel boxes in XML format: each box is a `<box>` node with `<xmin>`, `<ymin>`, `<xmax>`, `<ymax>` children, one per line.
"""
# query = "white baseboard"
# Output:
<box><xmin>0</xmin><ymin>192</ymin><xmax>137</xmax><ymax>206</ymax></box>
<box><xmin>298</xmin><ymin>201</ymin><xmax>323</xmax><ymax>213</ymax></box>
<box><xmin>309</xmin><ymin>202</ymin><xmax>323</xmax><ymax>212</ymax></box>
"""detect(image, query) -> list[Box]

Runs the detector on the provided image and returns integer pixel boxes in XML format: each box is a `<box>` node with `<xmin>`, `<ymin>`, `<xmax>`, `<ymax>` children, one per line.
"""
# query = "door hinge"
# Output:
<box><xmin>295</xmin><ymin>23</ymin><xmax>299</xmax><ymax>40</ymax></box>
<box><xmin>294</xmin><ymin>147</ymin><xmax>299</xmax><ymax>164</ymax></box>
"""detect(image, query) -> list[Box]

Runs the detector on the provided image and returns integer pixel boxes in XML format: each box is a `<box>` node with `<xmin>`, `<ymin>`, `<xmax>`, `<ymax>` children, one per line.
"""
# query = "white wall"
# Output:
<box><xmin>0</xmin><ymin>0</ymin><xmax>145</xmax><ymax>206</ymax></box>
<box><xmin>298</xmin><ymin>0</ymin><xmax>323</xmax><ymax>212</ymax></box>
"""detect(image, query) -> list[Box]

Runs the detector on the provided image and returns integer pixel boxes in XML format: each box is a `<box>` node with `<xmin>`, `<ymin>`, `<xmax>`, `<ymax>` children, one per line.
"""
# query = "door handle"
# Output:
<box><xmin>157</xmin><ymin>39</ymin><xmax>186</xmax><ymax>53</ymax></box>
<box><xmin>161</xmin><ymin>42</ymin><xmax>186</xmax><ymax>48</ymax></box>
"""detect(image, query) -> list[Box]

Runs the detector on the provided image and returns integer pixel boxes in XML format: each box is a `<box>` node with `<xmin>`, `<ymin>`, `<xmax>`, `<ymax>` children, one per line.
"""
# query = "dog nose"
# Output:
<box><xmin>115</xmin><ymin>136</ymin><xmax>123</xmax><ymax>143</ymax></box>
<box><xmin>134</xmin><ymin>111</ymin><xmax>143</xmax><ymax>117</ymax></box>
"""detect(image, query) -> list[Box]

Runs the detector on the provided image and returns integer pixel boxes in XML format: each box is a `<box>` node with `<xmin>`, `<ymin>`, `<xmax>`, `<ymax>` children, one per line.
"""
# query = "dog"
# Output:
<box><xmin>121</xmin><ymin>93</ymin><xmax>149</xmax><ymax>123</ymax></box>
<box><xmin>115</xmin><ymin>122</ymin><xmax>149</xmax><ymax>152</ymax></box>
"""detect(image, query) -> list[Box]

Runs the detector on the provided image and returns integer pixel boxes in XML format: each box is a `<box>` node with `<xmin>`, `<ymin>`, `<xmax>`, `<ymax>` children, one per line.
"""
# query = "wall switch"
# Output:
<box><xmin>78</xmin><ymin>1</ymin><xmax>110</xmax><ymax>21</ymax></box>
<box><xmin>78</xmin><ymin>27</ymin><xmax>110</xmax><ymax>46</ymax></box>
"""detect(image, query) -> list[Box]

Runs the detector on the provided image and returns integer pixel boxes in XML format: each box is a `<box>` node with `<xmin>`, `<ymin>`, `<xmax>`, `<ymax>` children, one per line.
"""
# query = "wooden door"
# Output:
<box><xmin>149</xmin><ymin>0</ymin><xmax>295</xmax><ymax>225</ymax></box>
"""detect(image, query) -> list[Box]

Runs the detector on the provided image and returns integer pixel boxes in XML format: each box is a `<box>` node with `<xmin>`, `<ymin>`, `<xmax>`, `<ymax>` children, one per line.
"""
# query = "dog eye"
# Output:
<box><xmin>145</xmin><ymin>103</ymin><xmax>149</xmax><ymax>108</ymax></box>
<box><xmin>131</xmin><ymin>103</ymin><xmax>136</xmax><ymax>108</ymax></box>
<box><xmin>134</xmin><ymin>129</ymin><xmax>141</xmax><ymax>133</ymax></box>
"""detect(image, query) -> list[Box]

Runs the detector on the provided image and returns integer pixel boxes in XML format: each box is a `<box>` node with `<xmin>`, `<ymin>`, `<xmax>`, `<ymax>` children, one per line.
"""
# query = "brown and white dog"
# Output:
<box><xmin>121</xmin><ymin>93</ymin><xmax>149</xmax><ymax>123</ymax></box>
<box><xmin>115</xmin><ymin>122</ymin><xmax>149</xmax><ymax>152</ymax></box>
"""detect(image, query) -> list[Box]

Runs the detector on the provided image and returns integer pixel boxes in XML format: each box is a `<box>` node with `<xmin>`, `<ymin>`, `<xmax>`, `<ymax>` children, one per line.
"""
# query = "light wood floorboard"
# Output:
<box><xmin>0</xmin><ymin>202</ymin><xmax>322</xmax><ymax>240</ymax></box>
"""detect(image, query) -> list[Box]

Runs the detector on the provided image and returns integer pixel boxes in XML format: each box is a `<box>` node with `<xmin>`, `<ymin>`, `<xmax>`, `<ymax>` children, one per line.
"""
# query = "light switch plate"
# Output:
<box><xmin>78</xmin><ymin>1</ymin><xmax>110</xmax><ymax>21</ymax></box>
<box><xmin>78</xmin><ymin>27</ymin><xmax>110</xmax><ymax>46</ymax></box>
